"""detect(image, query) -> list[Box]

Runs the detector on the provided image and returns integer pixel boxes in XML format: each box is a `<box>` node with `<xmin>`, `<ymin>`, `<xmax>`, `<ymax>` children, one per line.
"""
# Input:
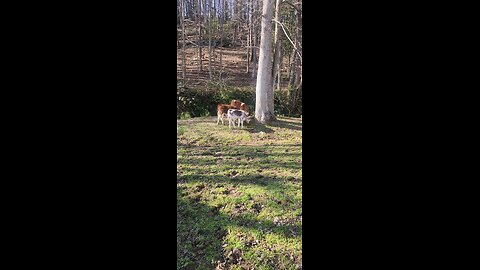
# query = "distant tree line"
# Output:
<box><xmin>177</xmin><ymin>0</ymin><xmax>302</xmax><ymax>122</ymax></box>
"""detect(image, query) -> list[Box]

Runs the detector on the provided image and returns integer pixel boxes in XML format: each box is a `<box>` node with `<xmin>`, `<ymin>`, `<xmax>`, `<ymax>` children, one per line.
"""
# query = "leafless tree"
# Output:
<box><xmin>207</xmin><ymin>0</ymin><xmax>213</xmax><ymax>80</ymax></box>
<box><xmin>180</xmin><ymin>0</ymin><xmax>186</xmax><ymax>80</ymax></box>
<box><xmin>177</xmin><ymin>0</ymin><xmax>302</xmax><ymax>116</ymax></box>
<box><xmin>197</xmin><ymin>0</ymin><xmax>203</xmax><ymax>72</ymax></box>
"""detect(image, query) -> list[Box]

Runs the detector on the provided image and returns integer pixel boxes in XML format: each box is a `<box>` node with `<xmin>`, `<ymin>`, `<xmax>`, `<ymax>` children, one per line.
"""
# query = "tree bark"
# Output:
<box><xmin>207</xmin><ymin>0</ymin><xmax>213</xmax><ymax>80</ymax></box>
<box><xmin>233</xmin><ymin>0</ymin><xmax>237</xmax><ymax>45</ymax></box>
<box><xmin>211</xmin><ymin>0</ymin><xmax>216</xmax><ymax>69</ymax></box>
<box><xmin>197</xmin><ymin>0</ymin><xmax>203</xmax><ymax>72</ymax></box>
<box><xmin>251</xmin><ymin>10</ymin><xmax>257</xmax><ymax>79</ymax></box>
<box><xmin>177</xmin><ymin>0</ymin><xmax>180</xmax><ymax>26</ymax></box>
<box><xmin>246</xmin><ymin>0</ymin><xmax>251</xmax><ymax>73</ymax></box>
<box><xmin>293</xmin><ymin>8</ymin><xmax>301</xmax><ymax>88</ymax></box>
<box><xmin>288</xmin><ymin>50</ymin><xmax>295</xmax><ymax>88</ymax></box>
<box><xmin>181</xmin><ymin>0</ymin><xmax>187</xmax><ymax>80</ymax></box>
<box><xmin>255</xmin><ymin>0</ymin><xmax>276</xmax><ymax>124</ymax></box>
<box><xmin>219</xmin><ymin>0</ymin><xmax>225</xmax><ymax>79</ymax></box>
<box><xmin>186</xmin><ymin>0</ymin><xmax>195</xmax><ymax>21</ymax></box>
<box><xmin>270</xmin><ymin>0</ymin><xmax>282</xmax><ymax>113</ymax></box>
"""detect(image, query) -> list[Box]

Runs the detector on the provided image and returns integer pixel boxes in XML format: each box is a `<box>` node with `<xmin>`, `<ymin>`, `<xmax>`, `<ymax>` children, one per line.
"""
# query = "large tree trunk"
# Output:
<box><xmin>255</xmin><ymin>0</ymin><xmax>276</xmax><ymax>124</ymax></box>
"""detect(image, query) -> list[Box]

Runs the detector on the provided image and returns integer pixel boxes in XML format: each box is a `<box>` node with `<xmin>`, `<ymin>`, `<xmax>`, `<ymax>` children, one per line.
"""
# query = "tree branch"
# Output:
<box><xmin>272</xmin><ymin>19</ymin><xmax>302</xmax><ymax>63</ymax></box>
<box><xmin>282</xmin><ymin>0</ymin><xmax>301</xmax><ymax>13</ymax></box>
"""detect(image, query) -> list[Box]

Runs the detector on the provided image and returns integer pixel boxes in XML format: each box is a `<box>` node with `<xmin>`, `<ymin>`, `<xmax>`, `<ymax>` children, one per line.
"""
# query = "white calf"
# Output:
<box><xmin>227</xmin><ymin>109</ymin><xmax>249</xmax><ymax>129</ymax></box>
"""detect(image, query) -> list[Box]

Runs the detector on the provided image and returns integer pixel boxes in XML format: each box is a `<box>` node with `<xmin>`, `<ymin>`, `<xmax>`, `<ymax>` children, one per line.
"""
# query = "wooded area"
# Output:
<box><xmin>177</xmin><ymin>2</ymin><xmax>303</xmax><ymax>268</ymax></box>
<box><xmin>177</xmin><ymin>0</ymin><xmax>302</xmax><ymax>121</ymax></box>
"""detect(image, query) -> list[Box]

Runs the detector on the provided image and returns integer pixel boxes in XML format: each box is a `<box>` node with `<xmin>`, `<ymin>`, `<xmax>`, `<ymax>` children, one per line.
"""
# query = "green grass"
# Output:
<box><xmin>177</xmin><ymin>116</ymin><xmax>302</xmax><ymax>270</ymax></box>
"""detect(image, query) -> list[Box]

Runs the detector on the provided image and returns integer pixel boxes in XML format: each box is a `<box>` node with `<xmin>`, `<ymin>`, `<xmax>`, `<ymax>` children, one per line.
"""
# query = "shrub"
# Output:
<box><xmin>177</xmin><ymin>86</ymin><xmax>301</xmax><ymax>119</ymax></box>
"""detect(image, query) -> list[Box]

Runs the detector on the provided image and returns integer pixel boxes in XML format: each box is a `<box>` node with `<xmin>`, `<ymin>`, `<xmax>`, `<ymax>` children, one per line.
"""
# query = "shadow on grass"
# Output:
<box><xmin>177</xmin><ymin>157</ymin><xmax>301</xmax><ymax>171</ymax></box>
<box><xmin>266</xmin><ymin>119</ymin><xmax>302</xmax><ymax>131</ymax></box>
<box><xmin>177</xmin><ymin>132</ymin><xmax>302</xmax><ymax>269</ymax></box>
<box><xmin>242</xmin><ymin>117</ymin><xmax>303</xmax><ymax>133</ymax></box>
<box><xmin>177</xmin><ymin>148</ymin><xmax>302</xmax><ymax>171</ymax></box>
<box><xmin>177</xmin><ymin>144</ymin><xmax>302</xmax><ymax>187</ymax></box>
<box><xmin>245</xmin><ymin>121</ymin><xmax>275</xmax><ymax>134</ymax></box>
<box><xmin>177</xmin><ymin>173</ymin><xmax>300</xmax><ymax>189</ymax></box>
<box><xmin>177</xmin><ymin>185</ymin><xmax>301</xmax><ymax>270</ymax></box>
<box><xmin>177</xmin><ymin>116</ymin><xmax>302</xmax><ymax>133</ymax></box>
<box><xmin>177</xmin><ymin>186</ymin><xmax>226</xmax><ymax>270</ymax></box>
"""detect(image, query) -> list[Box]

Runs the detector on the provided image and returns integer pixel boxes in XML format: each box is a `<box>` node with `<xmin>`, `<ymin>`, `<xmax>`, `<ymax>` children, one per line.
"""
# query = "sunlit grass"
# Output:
<box><xmin>177</xmin><ymin>116</ymin><xmax>302</xmax><ymax>270</ymax></box>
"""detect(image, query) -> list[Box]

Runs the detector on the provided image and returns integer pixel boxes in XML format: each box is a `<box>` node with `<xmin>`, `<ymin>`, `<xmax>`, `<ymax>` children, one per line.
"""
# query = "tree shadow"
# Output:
<box><xmin>241</xmin><ymin>116</ymin><xmax>303</xmax><ymax>133</ymax></box>
<box><xmin>177</xmin><ymin>186</ymin><xmax>226</xmax><ymax>270</ymax></box>
<box><xmin>267</xmin><ymin>119</ymin><xmax>302</xmax><ymax>131</ymax></box>
<box><xmin>177</xmin><ymin>116</ymin><xmax>302</xmax><ymax>133</ymax></box>
<box><xmin>178</xmin><ymin>157</ymin><xmax>301</xmax><ymax>172</ymax></box>
<box><xmin>245</xmin><ymin>121</ymin><xmax>275</xmax><ymax>134</ymax></box>
<box><xmin>177</xmin><ymin>136</ymin><xmax>302</xmax><ymax>269</ymax></box>
<box><xmin>177</xmin><ymin>185</ymin><xmax>302</xmax><ymax>270</ymax></box>
<box><xmin>177</xmin><ymin>145</ymin><xmax>302</xmax><ymax>172</ymax></box>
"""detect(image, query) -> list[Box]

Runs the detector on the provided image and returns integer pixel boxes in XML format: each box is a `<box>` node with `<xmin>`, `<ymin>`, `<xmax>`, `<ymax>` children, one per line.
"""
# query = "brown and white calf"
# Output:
<box><xmin>227</xmin><ymin>109</ymin><xmax>250</xmax><ymax>128</ymax></box>
<box><xmin>218</xmin><ymin>100</ymin><xmax>250</xmax><ymax>125</ymax></box>
<box><xmin>231</xmin><ymin>100</ymin><xmax>249</xmax><ymax>114</ymax></box>
<box><xmin>217</xmin><ymin>104</ymin><xmax>237</xmax><ymax>125</ymax></box>
<box><xmin>230</xmin><ymin>99</ymin><xmax>242</xmax><ymax>108</ymax></box>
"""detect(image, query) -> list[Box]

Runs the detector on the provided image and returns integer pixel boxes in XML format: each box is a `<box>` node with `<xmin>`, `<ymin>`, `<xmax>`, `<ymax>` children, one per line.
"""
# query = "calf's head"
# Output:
<box><xmin>240</xmin><ymin>103</ymin><xmax>249</xmax><ymax>114</ymax></box>
<box><xmin>230</xmin><ymin>100</ymin><xmax>242</xmax><ymax>109</ymax></box>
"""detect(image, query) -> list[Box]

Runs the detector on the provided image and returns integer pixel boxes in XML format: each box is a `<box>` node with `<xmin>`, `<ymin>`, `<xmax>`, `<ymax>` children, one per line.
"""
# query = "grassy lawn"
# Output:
<box><xmin>177</xmin><ymin>116</ymin><xmax>302</xmax><ymax>270</ymax></box>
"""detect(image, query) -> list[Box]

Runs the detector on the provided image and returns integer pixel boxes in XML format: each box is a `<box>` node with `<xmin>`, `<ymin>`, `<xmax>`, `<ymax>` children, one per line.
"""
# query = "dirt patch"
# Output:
<box><xmin>178</xmin><ymin>47</ymin><xmax>290</xmax><ymax>88</ymax></box>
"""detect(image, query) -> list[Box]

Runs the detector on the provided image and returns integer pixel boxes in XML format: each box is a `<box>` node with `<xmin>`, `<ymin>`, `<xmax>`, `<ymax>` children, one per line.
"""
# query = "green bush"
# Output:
<box><xmin>179</xmin><ymin>112</ymin><xmax>192</xmax><ymax>119</ymax></box>
<box><xmin>177</xmin><ymin>87</ymin><xmax>301</xmax><ymax>119</ymax></box>
<box><xmin>274</xmin><ymin>89</ymin><xmax>302</xmax><ymax>117</ymax></box>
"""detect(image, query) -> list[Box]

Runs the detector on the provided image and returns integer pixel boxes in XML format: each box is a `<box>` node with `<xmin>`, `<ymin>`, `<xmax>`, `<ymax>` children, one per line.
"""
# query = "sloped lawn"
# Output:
<box><xmin>177</xmin><ymin>116</ymin><xmax>302</xmax><ymax>270</ymax></box>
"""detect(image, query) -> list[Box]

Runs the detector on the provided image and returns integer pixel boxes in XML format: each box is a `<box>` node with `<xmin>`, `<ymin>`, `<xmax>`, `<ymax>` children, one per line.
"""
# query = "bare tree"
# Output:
<box><xmin>180</xmin><ymin>0</ymin><xmax>187</xmax><ymax>80</ymax></box>
<box><xmin>251</xmin><ymin>0</ymin><xmax>258</xmax><ymax>79</ymax></box>
<box><xmin>255</xmin><ymin>0</ymin><xmax>276</xmax><ymax>123</ymax></box>
<box><xmin>186</xmin><ymin>0</ymin><xmax>195</xmax><ymax>20</ymax></box>
<box><xmin>270</xmin><ymin>0</ymin><xmax>282</xmax><ymax>113</ymax></box>
<box><xmin>219</xmin><ymin>0</ymin><xmax>226</xmax><ymax>79</ymax></box>
<box><xmin>233</xmin><ymin>0</ymin><xmax>238</xmax><ymax>45</ymax></box>
<box><xmin>277</xmin><ymin>0</ymin><xmax>302</xmax><ymax>113</ymax></box>
<box><xmin>293</xmin><ymin>7</ymin><xmax>301</xmax><ymax>89</ymax></box>
<box><xmin>177</xmin><ymin>0</ymin><xmax>180</xmax><ymax>48</ymax></box>
<box><xmin>293</xmin><ymin>4</ymin><xmax>302</xmax><ymax>109</ymax></box>
<box><xmin>252</xmin><ymin>0</ymin><xmax>261</xmax><ymax>79</ymax></box>
<box><xmin>207</xmin><ymin>0</ymin><xmax>213</xmax><ymax>80</ymax></box>
<box><xmin>197</xmin><ymin>0</ymin><xmax>203</xmax><ymax>72</ymax></box>
<box><xmin>246</xmin><ymin>0</ymin><xmax>252</xmax><ymax>73</ymax></box>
